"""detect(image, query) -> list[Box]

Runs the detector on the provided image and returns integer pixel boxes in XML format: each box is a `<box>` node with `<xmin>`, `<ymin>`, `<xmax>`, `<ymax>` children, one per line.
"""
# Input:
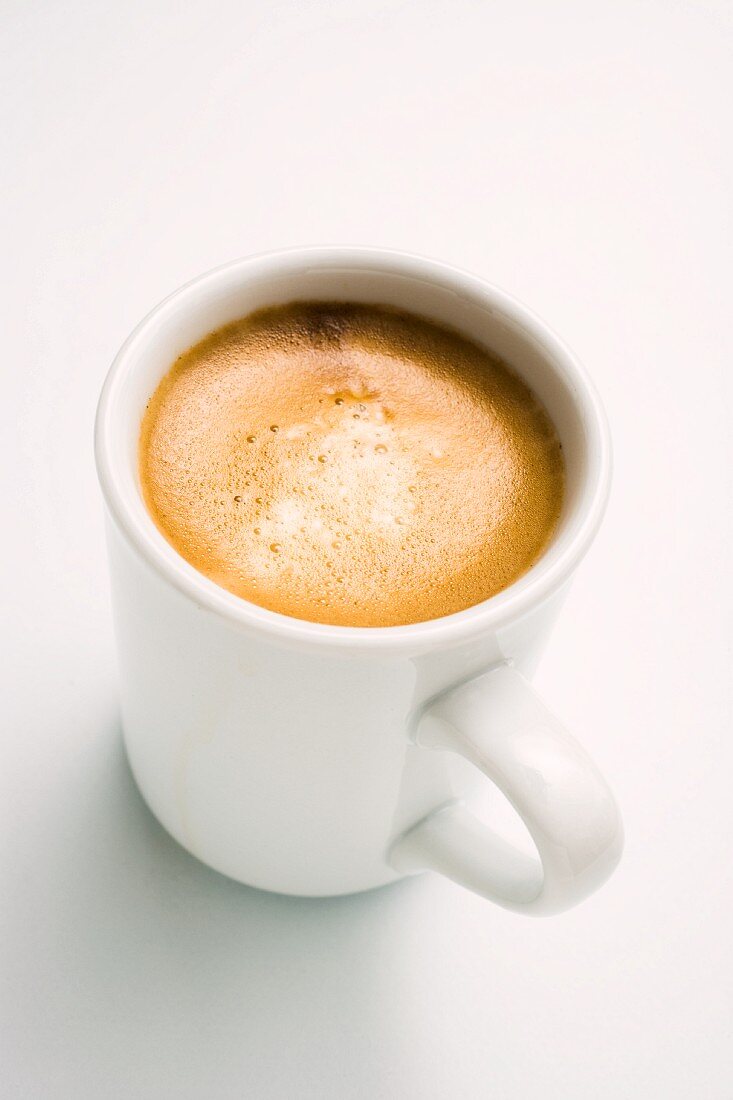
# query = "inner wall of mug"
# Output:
<box><xmin>107</xmin><ymin>252</ymin><xmax>596</xmax><ymax>606</ymax></box>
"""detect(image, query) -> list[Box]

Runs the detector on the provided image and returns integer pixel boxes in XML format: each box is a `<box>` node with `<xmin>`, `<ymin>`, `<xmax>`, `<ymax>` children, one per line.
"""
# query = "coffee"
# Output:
<box><xmin>139</xmin><ymin>302</ymin><xmax>564</xmax><ymax>626</ymax></box>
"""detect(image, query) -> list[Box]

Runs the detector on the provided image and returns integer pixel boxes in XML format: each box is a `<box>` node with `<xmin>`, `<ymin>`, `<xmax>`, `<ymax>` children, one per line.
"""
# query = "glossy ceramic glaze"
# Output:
<box><xmin>95</xmin><ymin>248</ymin><xmax>622</xmax><ymax>914</ymax></box>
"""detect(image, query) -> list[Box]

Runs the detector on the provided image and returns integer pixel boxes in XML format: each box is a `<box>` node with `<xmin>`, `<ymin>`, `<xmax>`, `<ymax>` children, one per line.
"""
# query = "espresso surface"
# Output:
<box><xmin>139</xmin><ymin>303</ymin><xmax>564</xmax><ymax>626</ymax></box>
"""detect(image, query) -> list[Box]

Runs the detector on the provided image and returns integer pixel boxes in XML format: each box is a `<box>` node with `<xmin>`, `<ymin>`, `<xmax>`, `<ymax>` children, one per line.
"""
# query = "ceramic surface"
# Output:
<box><xmin>95</xmin><ymin>248</ymin><xmax>622</xmax><ymax>914</ymax></box>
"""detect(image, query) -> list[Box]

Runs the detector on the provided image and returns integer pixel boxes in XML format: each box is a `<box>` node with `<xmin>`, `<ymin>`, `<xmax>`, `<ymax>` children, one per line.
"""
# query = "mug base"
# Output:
<box><xmin>125</xmin><ymin>740</ymin><xmax>408</xmax><ymax>898</ymax></box>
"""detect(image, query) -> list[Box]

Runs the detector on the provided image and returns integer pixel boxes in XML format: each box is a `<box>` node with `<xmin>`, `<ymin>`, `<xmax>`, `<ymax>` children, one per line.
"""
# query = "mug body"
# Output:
<box><xmin>96</xmin><ymin>248</ymin><xmax>609</xmax><ymax>897</ymax></box>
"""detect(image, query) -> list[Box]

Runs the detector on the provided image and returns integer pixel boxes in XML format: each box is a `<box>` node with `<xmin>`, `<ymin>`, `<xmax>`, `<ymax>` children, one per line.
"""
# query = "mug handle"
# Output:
<box><xmin>389</xmin><ymin>664</ymin><xmax>623</xmax><ymax>916</ymax></box>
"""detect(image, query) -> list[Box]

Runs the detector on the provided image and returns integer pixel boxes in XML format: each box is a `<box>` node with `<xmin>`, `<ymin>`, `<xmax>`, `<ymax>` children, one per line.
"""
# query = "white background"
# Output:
<box><xmin>2</xmin><ymin>1</ymin><xmax>731</xmax><ymax>1097</ymax></box>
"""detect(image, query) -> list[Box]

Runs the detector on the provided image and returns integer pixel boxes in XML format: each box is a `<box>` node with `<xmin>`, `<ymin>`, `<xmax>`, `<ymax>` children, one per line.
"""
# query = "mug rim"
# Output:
<box><xmin>95</xmin><ymin>246</ymin><xmax>611</xmax><ymax>652</ymax></box>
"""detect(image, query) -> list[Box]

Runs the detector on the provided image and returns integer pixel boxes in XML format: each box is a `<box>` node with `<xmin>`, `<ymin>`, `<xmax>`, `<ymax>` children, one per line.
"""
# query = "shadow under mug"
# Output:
<box><xmin>95</xmin><ymin>247</ymin><xmax>622</xmax><ymax>916</ymax></box>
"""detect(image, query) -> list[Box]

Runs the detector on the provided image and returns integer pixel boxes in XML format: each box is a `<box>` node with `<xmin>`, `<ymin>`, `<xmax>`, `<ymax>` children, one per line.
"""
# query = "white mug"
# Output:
<box><xmin>95</xmin><ymin>247</ymin><xmax>622</xmax><ymax>916</ymax></box>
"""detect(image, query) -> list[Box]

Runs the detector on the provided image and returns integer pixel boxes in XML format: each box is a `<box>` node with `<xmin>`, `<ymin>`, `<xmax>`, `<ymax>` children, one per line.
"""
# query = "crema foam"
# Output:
<box><xmin>139</xmin><ymin>302</ymin><xmax>564</xmax><ymax>626</ymax></box>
